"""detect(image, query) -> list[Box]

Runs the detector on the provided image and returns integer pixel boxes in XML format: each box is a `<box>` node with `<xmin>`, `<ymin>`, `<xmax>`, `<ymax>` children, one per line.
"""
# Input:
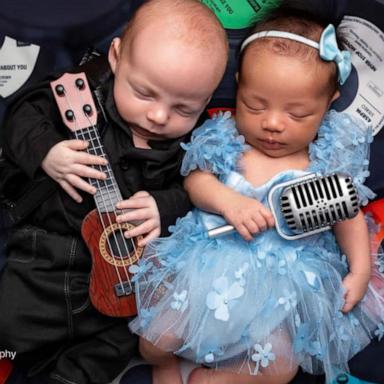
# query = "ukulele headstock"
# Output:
<box><xmin>50</xmin><ymin>72</ymin><xmax>97</xmax><ymax>132</ymax></box>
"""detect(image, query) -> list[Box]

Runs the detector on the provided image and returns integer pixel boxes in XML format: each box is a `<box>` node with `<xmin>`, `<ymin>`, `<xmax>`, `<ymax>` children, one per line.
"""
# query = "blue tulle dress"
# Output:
<box><xmin>129</xmin><ymin>110</ymin><xmax>384</xmax><ymax>382</ymax></box>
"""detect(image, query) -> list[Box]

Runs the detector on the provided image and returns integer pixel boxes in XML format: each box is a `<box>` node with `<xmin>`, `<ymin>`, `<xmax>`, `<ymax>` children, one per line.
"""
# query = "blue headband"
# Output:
<box><xmin>240</xmin><ymin>24</ymin><xmax>352</xmax><ymax>85</ymax></box>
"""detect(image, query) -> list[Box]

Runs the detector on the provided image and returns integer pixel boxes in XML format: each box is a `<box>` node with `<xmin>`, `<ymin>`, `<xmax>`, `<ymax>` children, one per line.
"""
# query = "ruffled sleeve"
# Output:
<box><xmin>309</xmin><ymin>110</ymin><xmax>375</xmax><ymax>205</ymax></box>
<box><xmin>180</xmin><ymin>112</ymin><xmax>248</xmax><ymax>177</ymax></box>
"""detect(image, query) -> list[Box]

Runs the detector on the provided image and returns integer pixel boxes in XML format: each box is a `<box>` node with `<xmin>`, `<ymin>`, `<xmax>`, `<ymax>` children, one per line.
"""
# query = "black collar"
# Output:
<box><xmin>103</xmin><ymin>79</ymin><xmax>189</xmax><ymax>158</ymax></box>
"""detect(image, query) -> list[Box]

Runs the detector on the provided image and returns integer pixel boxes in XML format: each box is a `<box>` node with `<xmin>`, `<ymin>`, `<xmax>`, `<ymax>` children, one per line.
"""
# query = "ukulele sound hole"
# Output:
<box><xmin>107</xmin><ymin>231</ymin><xmax>136</xmax><ymax>258</ymax></box>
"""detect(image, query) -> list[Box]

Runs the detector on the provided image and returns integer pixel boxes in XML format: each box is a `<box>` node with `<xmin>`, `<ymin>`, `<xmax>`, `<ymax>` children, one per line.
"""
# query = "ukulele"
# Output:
<box><xmin>50</xmin><ymin>72</ymin><xmax>144</xmax><ymax>317</ymax></box>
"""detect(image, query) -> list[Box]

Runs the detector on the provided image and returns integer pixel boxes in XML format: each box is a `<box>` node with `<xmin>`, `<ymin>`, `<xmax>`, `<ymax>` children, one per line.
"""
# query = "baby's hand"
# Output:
<box><xmin>221</xmin><ymin>193</ymin><xmax>275</xmax><ymax>241</ymax></box>
<box><xmin>115</xmin><ymin>191</ymin><xmax>161</xmax><ymax>247</ymax></box>
<box><xmin>41</xmin><ymin>140</ymin><xmax>108</xmax><ymax>203</ymax></box>
<box><xmin>341</xmin><ymin>272</ymin><xmax>370</xmax><ymax>313</ymax></box>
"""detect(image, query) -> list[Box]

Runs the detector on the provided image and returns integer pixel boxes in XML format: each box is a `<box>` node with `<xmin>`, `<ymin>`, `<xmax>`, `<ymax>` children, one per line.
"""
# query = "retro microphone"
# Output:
<box><xmin>207</xmin><ymin>173</ymin><xmax>359</xmax><ymax>240</ymax></box>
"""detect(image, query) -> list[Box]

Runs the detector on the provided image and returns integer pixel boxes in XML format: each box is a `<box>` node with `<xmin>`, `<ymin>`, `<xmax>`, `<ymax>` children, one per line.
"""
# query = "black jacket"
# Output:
<box><xmin>2</xmin><ymin>57</ymin><xmax>192</xmax><ymax>236</ymax></box>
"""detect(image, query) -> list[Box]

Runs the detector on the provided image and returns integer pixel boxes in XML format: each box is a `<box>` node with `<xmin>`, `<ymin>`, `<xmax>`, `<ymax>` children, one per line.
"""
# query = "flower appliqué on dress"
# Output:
<box><xmin>203</xmin><ymin>347</ymin><xmax>224</xmax><ymax>364</ymax></box>
<box><xmin>138</xmin><ymin>308</ymin><xmax>156</xmax><ymax>328</ymax></box>
<box><xmin>206</xmin><ymin>276</ymin><xmax>244</xmax><ymax>321</ymax></box>
<box><xmin>277</xmin><ymin>289</ymin><xmax>297</xmax><ymax>311</ymax></box>
<box><xmin>129</xmin><ymin>261</ymin><xmax>153</xmax><ymax>282</ymax></box>
<box><xmin>234</xmin><ymin>262</ymin><xmax>249</xmax><ymax>286</ymax></box>
<box><xmin>170</xmin><ymin>290</ymin><xmax>188</xmax><ymax>312</ymax></box>
<box><xmin>293</xmin><ymin>322</ymin><xmax>325</xmax><ymax>359</ymax></box>
<box><xmin>251</xmin><ymin>343</ymin><xmax>276</xmax><ymax>374</ymax></box>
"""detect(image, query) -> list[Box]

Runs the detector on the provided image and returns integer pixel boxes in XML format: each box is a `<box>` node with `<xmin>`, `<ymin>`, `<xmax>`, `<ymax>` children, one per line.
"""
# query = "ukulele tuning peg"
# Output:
<box><xmin>55</xmin><ymin>84</ymin><xmax>65</xmax><ymax>96</ymax></box>
<box><xmin>75</xmin><ymin>78</ymin><xmax>85</xmax><ymax>90</ymax></box>
<box><xmin>65</xmin><ymin>109</ymin><xmax>75</xmax><ymax>121</ymax></box>
<box><xmin>83</xmin><ymin>104</ymin><xmax>93</xmax><ymax>115</ymax></box>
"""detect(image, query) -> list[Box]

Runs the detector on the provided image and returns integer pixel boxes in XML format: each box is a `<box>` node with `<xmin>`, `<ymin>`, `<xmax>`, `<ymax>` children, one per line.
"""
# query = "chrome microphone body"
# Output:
<box><xmin>207</xmin><ymin>173</ymin><xmax>359</xmax><ymax>240</ymax></box>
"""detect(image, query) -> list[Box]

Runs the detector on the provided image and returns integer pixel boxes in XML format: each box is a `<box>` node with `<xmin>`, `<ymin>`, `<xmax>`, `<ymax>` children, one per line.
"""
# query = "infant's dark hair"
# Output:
<box><xmin>239</xmin><ymin>3</ymin><xmax>345</xmax><ymax>93</ymax></box>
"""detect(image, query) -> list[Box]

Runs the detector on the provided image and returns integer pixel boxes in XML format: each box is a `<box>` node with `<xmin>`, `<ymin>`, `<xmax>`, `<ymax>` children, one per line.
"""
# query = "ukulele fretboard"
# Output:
<box><xmin>74</xmin><ymin>127</ymin><xmax>122</xmax><ymax>213</ymax></box>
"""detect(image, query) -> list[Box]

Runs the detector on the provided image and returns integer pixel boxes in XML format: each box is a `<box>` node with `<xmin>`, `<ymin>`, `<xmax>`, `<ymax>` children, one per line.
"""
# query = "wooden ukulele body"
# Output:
<box><xmin>82</xmin><ymin>209</ymin><xmax>143</xmax><ymax>317</ymax></box>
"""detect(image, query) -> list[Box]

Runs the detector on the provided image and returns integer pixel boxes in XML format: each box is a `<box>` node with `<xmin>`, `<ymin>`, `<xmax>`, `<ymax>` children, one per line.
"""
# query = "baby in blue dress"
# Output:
<box><xmin>129</xmin><ymin>7</ymin><xmax>384</xmax><ymax>384</ymax></box>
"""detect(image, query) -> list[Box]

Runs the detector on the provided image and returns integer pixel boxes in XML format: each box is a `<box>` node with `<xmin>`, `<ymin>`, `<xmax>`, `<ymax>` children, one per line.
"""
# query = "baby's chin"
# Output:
<box><xmin>130</xmin><ymin>125</ymin><xmax>162</xmax><ymax>139</ymax></box>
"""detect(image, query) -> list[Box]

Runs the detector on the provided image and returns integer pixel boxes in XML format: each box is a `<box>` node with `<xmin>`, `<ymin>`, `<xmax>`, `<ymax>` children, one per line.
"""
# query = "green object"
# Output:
<box><xmin>336</xmin><ymin>373</ymin><xmax>349</xmax><ymax>383</ymax></box>
<box><xmin>201</xmin><ymin>0</ymin><xmax>281</xmax><ymax>29</ymax></box>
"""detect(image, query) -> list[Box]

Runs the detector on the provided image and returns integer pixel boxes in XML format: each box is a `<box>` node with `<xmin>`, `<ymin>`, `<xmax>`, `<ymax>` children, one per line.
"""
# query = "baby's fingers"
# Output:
<box><xmin>59</xmin><ymin>180</ymin><xmax>83</xmax><ymax>203</ymax></box>
<box><xmin>250</xmin><ymin>213</ymin><xmax>272</xmax><ymax>233</ymax></box>
<box><xmin>123</xmin><ymin>220</ymin><xmax>160</xmax><ymax>242</ymax></box>
<box><xmin>65</xmin><ymin>139</ymin><xmax>90</xmax><ymax>151</ymax></box>
<box><xmin>74</xmin><ymin>151</ymin><xmax>108</xmax><ymax>167</ymax></box>
<box><xmin>138</xmin><ymin>229</ymin><xmax>162</xmax><ymax>247</ymax></box>
<box><xmin>131</xmin><ymin>191</ymin><xmax>150</xmax><ymax>198</ymax></box>
<box><xmin>235</xmin><ymin>223</ymin><xmax>254</xmax><ymax>242</ymax></box>
<box><xmin>260</xmin><ymin>207</ymin><xmax>275</xmax><ymax>228</ymax></box>
<box><xmin>65</xmin><ymin>174</ymin><xmax>97</xmax><ymax>195</ymax></box>
<box><xmin>342</xmin><ymin>290</ymin><xmax>359</xmax><ymax>313</ymax></box>
<box><xmin>116</xmin><ymin>208</ymin><xmax>148</xmax><ymax>224</ymax></box>
<box><xmin>72</xmin><ymin>164</ymin><xmax>107</xmax><ymax>181</ymax></box>
<box><xmin>245</xmin><ymin>212</ymin><xmax>273</xmax><ymax>235</ymax></box>
<box><xmin>342</xmin><ymin>297</ymin><xmax>357</xmax><ymax>313</ymax></box>
<box><xmin>116</xmin><ymin>194</ymin><xmax>154</xmax><ymax>211</ymax></box>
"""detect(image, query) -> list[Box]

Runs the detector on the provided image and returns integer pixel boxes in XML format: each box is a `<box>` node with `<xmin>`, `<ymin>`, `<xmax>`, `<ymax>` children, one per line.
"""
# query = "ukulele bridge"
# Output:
<box><xmin>115</xmin><ymin>281</ymin><xmax>135</xmax><ymax>297</ymax></box>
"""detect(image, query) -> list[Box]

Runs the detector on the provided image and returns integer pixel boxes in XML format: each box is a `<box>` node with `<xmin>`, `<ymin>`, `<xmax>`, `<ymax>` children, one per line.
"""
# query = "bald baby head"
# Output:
<box><xmin>121</xmin><ymin>0</ymin><xmax>228</xmax><ymax>55</ymax></box>
<box><xmin>108</xmin><ymin>0</ymin><xmax>228</xmax><ymax>144</ymax></box>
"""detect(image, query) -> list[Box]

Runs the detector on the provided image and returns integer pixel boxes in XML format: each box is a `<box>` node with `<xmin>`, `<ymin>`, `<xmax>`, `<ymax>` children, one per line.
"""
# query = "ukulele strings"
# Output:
<box><xmin>77</xmin><ymin>116</ymin><xmax>135</xmax><ymax>293</ymax></box>
<box><xmin>75</xmin><ymin>126</ymin><xmax>133</xmax><ymax>290</ymax></box>
<box><xmin>78</xmin><ymin>99</ymin><xmax>138</xmax><ymax>294</ymax></box>
<box><xmin>63</xmin><ymin>82</ymin><xmax>137</xmax><ymax>294</ymax></box>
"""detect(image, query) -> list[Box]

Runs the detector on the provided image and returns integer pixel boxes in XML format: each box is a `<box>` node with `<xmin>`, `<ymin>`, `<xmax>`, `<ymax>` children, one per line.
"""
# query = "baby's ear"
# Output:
<box><xmin>330</xmin><ymin>89</ymin><xmax>340</xmax><ymax>104</ymax></box>
<box><xmin>108</xmin><ymin>38</ymin><xmax>121</xmax><ymax>74</ymax></box>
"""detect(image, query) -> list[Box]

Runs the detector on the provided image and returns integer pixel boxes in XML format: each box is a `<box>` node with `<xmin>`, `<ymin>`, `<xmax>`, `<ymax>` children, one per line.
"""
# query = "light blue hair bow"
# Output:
<box><xmin>319</xmin><ymin>24</ymin><xmax>351</xmax><ymax>85</ymax></box>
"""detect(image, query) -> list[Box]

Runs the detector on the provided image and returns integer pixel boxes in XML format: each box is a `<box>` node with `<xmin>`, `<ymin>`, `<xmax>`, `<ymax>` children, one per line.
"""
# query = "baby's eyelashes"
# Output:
<box><xmin>288</xmin><ymin>112</ymin><xmax>312</xmax><ymax>119</ymax></box>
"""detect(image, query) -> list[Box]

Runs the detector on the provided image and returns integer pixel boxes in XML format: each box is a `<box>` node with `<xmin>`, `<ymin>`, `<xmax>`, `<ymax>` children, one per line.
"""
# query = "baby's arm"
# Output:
<box><xmin>42</xmin><ymin>139</ymin><xmax>108</xmax><ymax>203</ymax></box>
<box><xmin>184</xmin><ymin>170</ymin><xmax>274</xmax><ymax>241</ymax></box>
<box><xmin>116</xmin><ymin>181</ymin><xmax>191</xmax><ymax>247</ymax></box>
<box><xmin>3</xmin><ymin>86</ymin><xmax>107</xmax><ymax>203</ymax></box>
<box><xmin>334</xmin><ymin>210</ymin><xmax>371</xmax><ymax>313</ymax></box>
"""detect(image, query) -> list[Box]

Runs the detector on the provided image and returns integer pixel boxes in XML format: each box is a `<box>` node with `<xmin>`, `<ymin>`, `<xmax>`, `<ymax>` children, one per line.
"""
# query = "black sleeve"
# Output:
<box><xmin>2</xmin><ymin>84</ymin><xmax>66</xmax><ymax>179</ymax></box>
<box><xmin>149</xmin><ymin>182</ymin><xmax>191</xmax><ymax>237</ymax></box>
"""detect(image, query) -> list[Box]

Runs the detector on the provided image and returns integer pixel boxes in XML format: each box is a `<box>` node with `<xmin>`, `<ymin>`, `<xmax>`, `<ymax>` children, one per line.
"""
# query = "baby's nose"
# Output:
<box><xmin>262</xmin><ymin>112</ymin><xmax>285</xmax><ymax>132</ymax></box>
<box><xmin>147</xmin><ymin>104</ymin><xmax>169</xmax><ymax>125</ymax></box>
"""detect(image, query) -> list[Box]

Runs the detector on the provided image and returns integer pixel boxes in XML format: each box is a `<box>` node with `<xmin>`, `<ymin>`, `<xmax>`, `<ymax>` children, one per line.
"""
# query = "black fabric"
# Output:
<box><xmin>0</xmin><ymin>55</ymin><xmax>192</xmax><ymax>383</ymax></box>
<box><xmin>0</xmin><ymin>168</ymin><xmax>56</xmax><ymax>230</ymax></box>
<box><xmin>120</xmin><ymin>364</ymin><xmax>152</xmax><ymax>384</ymax></box>
<box><xmin>349</xmin><ymin>338</ymin><xmax>384</xmax><ymax>383</ymax></box>
<box><xmin>0</xmin><ymin>228</ymin><xmax>137</xmax><ymax>384</ymax></box>
<box><xmin>0</xmin><ymin>1</ymin><xmax>145</xmax><ymax>134</ymax></box>
<box><xmin>1</xmin><ymin>55</ymin><xmax>192</xmax><ymax>237</ymax></box>
<box><xmin>277</xmin><ymin>0</ymin><xmax>347</xmax><ymax>24</ymax></box>
<box><xmin>0</xmin><ymin>1</ymin><xmax>143</xmax><ymax>45</ymax></box>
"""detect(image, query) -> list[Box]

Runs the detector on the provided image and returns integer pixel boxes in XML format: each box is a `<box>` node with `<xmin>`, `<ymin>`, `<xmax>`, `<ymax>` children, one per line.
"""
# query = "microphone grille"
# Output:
<box><xmin>280</xmin><ymin>173</ymin><xmax>359</xmax><ymax>234</ymax></box>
